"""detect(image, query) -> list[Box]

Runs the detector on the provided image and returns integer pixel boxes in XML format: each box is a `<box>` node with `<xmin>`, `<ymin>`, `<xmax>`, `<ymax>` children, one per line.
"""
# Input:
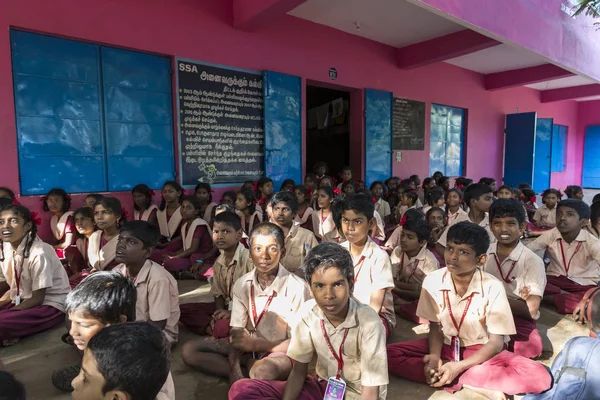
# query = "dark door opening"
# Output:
<box><xmin>306</xmin><ymin>85</ymin><xmax>351</xmax><ymax>181</ymax></box>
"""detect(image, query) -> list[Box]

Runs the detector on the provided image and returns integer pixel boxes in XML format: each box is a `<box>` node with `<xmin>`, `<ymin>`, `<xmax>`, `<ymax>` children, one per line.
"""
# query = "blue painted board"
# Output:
<box><xmin>533</xmin><ymin>118</ymin><xmax>553</xmax><ymax>193</ymax></box>
<box><xmin>263</xmin><ymin>71</ymin><xmax>302</xmax><ymax>190</ymax></box>
<box><xmin>365</xmin><ymin>89</ymin><xmax>392</xmax><ymax>185</ymax></box>
<box><xmin>583</xmin><ymin>126</ymin><xmax>600</xmax><ymax>188</ymax></box>
<box><xmin>504</xmin><ymin>113</ymin><xmax>537</xmax><ymax>188</ymax></box>
<box><xmin>551</xmin><ymin>124</ymin><xmax>567</xmax><ymax>173</ymax></box>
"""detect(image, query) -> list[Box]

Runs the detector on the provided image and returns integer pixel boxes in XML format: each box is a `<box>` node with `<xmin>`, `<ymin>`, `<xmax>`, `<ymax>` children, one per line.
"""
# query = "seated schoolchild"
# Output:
<box><xmin>311</xmin><ymin>186</ymin><xmax>337</xmax><ymax>241</ymax></box>
<box><xmin>426</xmin><ymin>207</ymin><xmax>447</xmax><ymax>266</ymax></box>
<box><xmin>152</xmin><ymin>181</ymin><xmax>184</xmax><ymax>260</ymax></box>
<box><xmin>132</xmin><ymin>183</ymin><xmax>159</xmax><ymax>227</ymax></box>
<box><xmin>195</xmin><ymin>182</ymin><xmax>218</xmax><ymax>226</ymax></box>
<box><xmin>0</xmin><ymin>204</ymin><xmax>70</xmax><ymax>346</ymax></box>
<box><xmin>387</xmin><ymin>222</ymin><xmax>552</xmax><ymax>398</ymax></box>
<box><xmin>527</xmin><ymin>199</ymin><xmax>600</xmax><ymax>314</ymax></box>
<box><xmin>270</xmin><ymin>192</ymin><xmax>318</xmax><ymax>277</ymax></box>
<box><xmin>531</xmin><ymin>189</ymin><xmax>560</xmax><ymax>231</ymax></box>
<box><xmin>236</xmin><ymin>190</ymin><xmax>263</xmax><ymax>235</ymax></box>
<box><xmin>71</xmin><ymin>322</ymin><xmax>171</xmax><ymax>400</ymax></box>
<box><xmin>43</xmin><ymin>188</ymin><xmax>79</xmax><ymax>265</ymax></box>
<box><xmin>391</xmin><ymin>219</ymin><xmax>439</xmax><ymax>324</ymax></box>
<box><xmin>524</xmin><ymin>287</ymin><xmax>600</xmax><ymax>400</ymax></box>
<box><xmin>384</xmin><ymin>208</ymin><xmax>425</xmax><ymax>252</ymax></box>
<box><xmin>0</xmin><ymin>370</ymin><xmax>26</xmax><ymax>400</ymax></box>
<box><xmin>371</xmin><ymin>181</ymin><xmax>392</xmax><ymax>224</ymax></box>
<box><xmin>293</xmin><ymin>185</ymin><xmax>314</xmax><ymax>232</ymax></box>
<box><xmin>52</xmin><ymin>271</ymin><xmax>175</xmax><ymax>399</ymax></box>
<box><xmin>445</xmin><ymin>188</ymin><xmax>469</xmax><ymax>227</ymax></box>
<box><xmin>338</xmin><ymin>194</ymin><xmax>396</xmax><ymax>337</ymax></box>
<box><xmin>88</xmin><ymin>197</ymin><xmax>126</xmax><ymax>273</ymax></box>
<box><xmin>114</xmin><ymin>221</ymin><xmax>180</xmax><ymax>345</ymax></box>
<box><xmin>0</xmin><ymin>187</ymin><xmax>15</xmax><ymax>201</ymax></box>
<box><xmin>83</xmin><ymin>193</ymin><xmax>103</xmax><ymax>210</ymax></box>
<box><xmin>422</xmin><ymin>187</ymin><xmax>445</xmax><ymax>216</ymax></box>
<box><xmin>68</xmin><ymin>207</ymin><xmax>96</xmax><ymax>281</ymax></box>
<box><xmin>229</xmin><ymin>242</ymin><xmax>389</xmax><ymax>400</ymax></box>
<box><xmin>179</xmin><ymin>212</ymin><xmax>254</xmax><ymax>341</ymax></box>
<box><xmin>183</xmin><ymin>223</ymin><xmax>311</xmax><ymax>385</ymax></box>
<box><xmin>485</xmin><ymin>199</ymin><xmax>546</xmax><ymax>359</ymax></box>
<box><xmin>396</xmin><ymin>189</ymin><xmax>418</xmax><ymax>221</ymax></box>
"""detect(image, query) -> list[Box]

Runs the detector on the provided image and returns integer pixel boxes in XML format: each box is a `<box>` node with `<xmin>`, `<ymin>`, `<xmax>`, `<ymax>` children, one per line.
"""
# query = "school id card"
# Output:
<box><xmin>324</xmin><ymin>377</ymin><xmax>346</xmax><ymax>400</ymax></box>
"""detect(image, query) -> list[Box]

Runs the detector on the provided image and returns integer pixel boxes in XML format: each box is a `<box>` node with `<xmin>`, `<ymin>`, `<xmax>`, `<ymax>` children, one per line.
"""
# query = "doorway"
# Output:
<box><xmin>305</xmin><ymin>85</ymin><xmax>351</xmax><ymax>181</ymax></box>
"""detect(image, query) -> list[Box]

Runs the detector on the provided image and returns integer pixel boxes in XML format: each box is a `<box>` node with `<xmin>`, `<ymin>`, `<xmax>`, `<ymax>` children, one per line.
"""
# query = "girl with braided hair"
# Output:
<box><xmin>0</xmin><ymin>204</ymin><xmax>70</xmax><ymax>345</ymax></box>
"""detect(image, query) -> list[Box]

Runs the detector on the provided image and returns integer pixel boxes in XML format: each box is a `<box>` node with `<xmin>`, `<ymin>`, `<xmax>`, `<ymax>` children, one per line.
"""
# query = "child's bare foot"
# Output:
<box><xmin>463</xmin><ymin>385</ymin><xmax>507</xmax><ymax>400</ymax></box>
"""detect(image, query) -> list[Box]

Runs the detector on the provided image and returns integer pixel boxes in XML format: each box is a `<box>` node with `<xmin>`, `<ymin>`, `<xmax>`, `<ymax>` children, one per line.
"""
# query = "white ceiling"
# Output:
<box><xmin>525</xmin><ymin>75</ymin><xmax>597</xmax><ymax>90</ymax></box>
<box><xmin>444</xmin><ymin>44</ymin><xmax>546</xmax><ymax>74</ymax></box>
<box><xmin>289</xmin><ymin>0</ymin><xmax>464</xmax><ymax>48</ymax></box>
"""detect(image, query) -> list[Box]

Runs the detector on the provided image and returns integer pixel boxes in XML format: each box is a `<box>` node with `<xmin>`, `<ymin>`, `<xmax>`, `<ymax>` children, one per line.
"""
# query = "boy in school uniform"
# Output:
<box><xmin>113</xmin><ymin>221</ymin><xmax>180</xmax><ymax>345</ymax></box>
<box><xmin>435</xmin><ymin>183</ymin><xmax>495</xmax><ymax>257</ymax></box>
<box><xmin>229</xmin><ymin>242</ymin><xmax>389</xmax><ymax>400</ymax></box>
<box><xmin>338</xmin><ymin>194</ymin><xmax>396</xmax><ymax>337</ymax></box>
<box><xmin>71</xmin><ymin>322</ymin><xmax>171</xmax><ymax>400</ymax></box>
<box><xmin>485</xmin><ymin>199</ymin><xmax>546</xmax><ymax>359</ymax></box>
<box><xmin>52</xmin><ymin>271</ymin><xmax>175</xmax><ymax>400</ymax></box>
<box><xmin>387</xmin><ymin>222</ymin><xmax>551</xmax><ymax>398</ymax></box>
<box><xmin>183</xmin><ymin>222</ymin><xmax>311</xmax><ymax>385</ymax></box>
<box><xmin>270</xmin><ymin>192</ymin><xmax>318</xmax><ymax>277</ymax></box>
<box><xmin>527</xmin><ymin>199</ymin><xmax>600</xmax><ymax>314</ymax></box>
<box><xmin>390</xmin><ymin>219</ymin><xmax>439</xmax><ymax>324</ymax></box>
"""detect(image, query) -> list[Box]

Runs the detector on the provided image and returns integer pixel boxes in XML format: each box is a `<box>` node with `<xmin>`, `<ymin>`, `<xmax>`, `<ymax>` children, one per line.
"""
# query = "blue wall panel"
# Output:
<box><xmin>504</xmin><ymin>112</ymin><xmax>537</xmax><ymax>188</ymax></box>
<box><xmin>551</xmin><ymin>124</ymin><xmax>567</xmax><ymax>173</ymax></box>
<box><xmin>533</xmin><ymin>118</ymin><xmax>553</xmax><ymax>193</ymax></box>
<box><xmin>429</xmin><ymin>104</ymin><xmax>464</xmax><ymax>176</ymax></box>
<box><xmin>263</xmin><ymin>71</ymin><xmax>302</xmax><ymax>190</ymax></box>
<box><xmin>583</xmin><ymin>126</ymin><xmax>600</xmax><ymax>188</ymax></box>
<box><xmin>365</xmin><ymin>89</ymin><xmax>392</xmax><ymax>185</ymax></box>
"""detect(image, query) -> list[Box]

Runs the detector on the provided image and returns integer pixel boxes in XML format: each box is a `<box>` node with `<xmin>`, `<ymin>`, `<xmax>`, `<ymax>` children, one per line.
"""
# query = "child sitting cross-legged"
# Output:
<box><xmin>71</xmin><ymin>322</ymin><xmax>171</xmax><ymax>400</ymax></box>
<box><xmin>229</xmin><ymin>242</ymin><xmax>389</xmax><ymax>400</ymax></box>
<box><xmin>183</xmin><ymin>222</ymin><xmax>311</xmax><ymax>386</ymax></box>
<box><xmin>387</xmin><ymin>222</ymin><xmax>552</xmax><ymax>398</ymax></box>
<box><xmin>484</xmin><ymin>199</ymin><xmax>546</xmax><ymax>359</ymax></box>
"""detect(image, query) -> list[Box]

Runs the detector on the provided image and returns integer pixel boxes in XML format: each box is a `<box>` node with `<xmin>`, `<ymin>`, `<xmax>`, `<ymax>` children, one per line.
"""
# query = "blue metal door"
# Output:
<box><xmin>533</xmin><ymin>118</ymin><xmax>553</xmax><ymax>193</ymax></box>
<box><xmin>582</xmin><ymin>126</ymin><xmax>600</xmax><ymax>188</ymax></box>
<box><xmin>365</xmin><ymin>89</ymin><xmax>392</xmax><ymax>185</ymax></box>
<box><xmin>504</xmin><ymin>113</ymin><xmax>537</xmax><ymax>189</ymax></box>
<box><xmin>263</xmin><ymin>71</ymin><xmax>302</xmax><ymax>190</ymax></box>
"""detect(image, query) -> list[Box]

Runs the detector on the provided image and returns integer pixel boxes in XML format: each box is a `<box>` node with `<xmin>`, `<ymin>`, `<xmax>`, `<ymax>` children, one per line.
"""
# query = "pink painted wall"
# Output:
<box><xmin>0</xmin><ymin>0</ymin><xmax>584</xmax><ymax>241</ymax></box>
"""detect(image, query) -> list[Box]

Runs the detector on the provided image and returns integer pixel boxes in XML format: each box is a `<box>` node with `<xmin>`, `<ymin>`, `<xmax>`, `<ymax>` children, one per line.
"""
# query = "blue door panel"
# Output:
<box><xmin>533</xmin><ymin>118</ymin><xmax>553</xmax><ymax>193</ymax></box>
<box><xmin>504</xmin><ymin>113</ymin><xmax>536</xmax><ymax>188</ymax></box>
<box><xmin>107</xmin><ymin>157</ymin><xmax>175</xmax><ymax>191</ymax></box>
<box><xmin>105</xmin><ymin>123</ymin><xmax>173</xmax><ymax>157</ymax></box>
<box><xmin>10</xmin><ymin>30</ymin><xmax>99</xmax><ymax>82</ymax></box>
<box><xmin>104</xmin><ymin>86</ymin><xmax>172</xmax><ymax>124</ymax></box>
<box><xmin>17</xmin><ymin>116</ymin><xmax>103</xmax><ymax>157</ymax></box>
<box><xmin>264</xmin><ymin>71</ymin><xmax>302</xmax><ymax>190</ymax></box>
<box><xmin>101</xmin><ymin>47</ymin><xmax>172</xmax><ymax>92</ymax></box>
<box><xmin>19</xmin><ymin>156</ymin><xmax>106</xmax><ymax>195</ymax></box>
<box><xmin>583</xmin><ymin>126</ymin><xmax>600</xmax><ymax>188</ymax></box>
<box><xmin>365</xmin><ymin>89</ymin><xmax>392</xmax><ymax>185</ymax></box>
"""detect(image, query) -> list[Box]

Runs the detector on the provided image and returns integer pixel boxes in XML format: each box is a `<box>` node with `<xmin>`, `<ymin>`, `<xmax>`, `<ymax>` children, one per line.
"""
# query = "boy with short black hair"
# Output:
<box><xmin>338</xmin><ymin>194</ymin><xmax>396</xmax><ymax>337</ymax></box>
<box><xmin>184</xmin><ymin>222</ymin><xmax>311</xmax><ymax>386</ymax></box>
<box><xmin>229</xmin><ymin>242</ymin><xmax>389</xmax><ymax>399</ymax></box>
<box><xmin>387</xmin><ymin>222</ymin><xmax>551</xmax><ymax>398</ymax></box>
<box><xmin>527</xmin><ymin>199</ymin><xmax>600</xmax><ymax>314</ymax></box>
<box><xmin>485</xmin><ymin>199</ymin><xmax>546</xmax><ymax>358</ymax></box>
<box><xmin>71</xmin><ymin>322</ymin><xmax>171</xmax><ymax>400</ymax></box>
<box><xmin>391</xmin><ymin>219</ymin><xmax>439</xmax><ymax>324</ymax></box>
<box><xmin>269</xmin><ymin>191</ymin><xmax>318</xmax><ymax>276</ymax></box>
<box><xmin>113</xmin><ymin>221</ymin><xmax>180</xmax><ymax>344</ymax></box>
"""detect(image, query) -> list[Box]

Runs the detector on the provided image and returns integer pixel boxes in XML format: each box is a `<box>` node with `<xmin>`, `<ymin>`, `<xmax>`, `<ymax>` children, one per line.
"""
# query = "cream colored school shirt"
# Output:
<box><xmin>280</xmin><ymin>224</ymin><xmax>318</xmax><ymax>276</ymax></box>
<box><xmin>114</xmin><ymin>260</ymin><xmax>180</xmax><ymax>344</ymax></box>
<box><xmin>0</xmin><ymin>237</ymin><xmax>70</xmax><ymax>312</ymax></box>
<box><xmin>156</xmin><ymin>372</ymin><xmax>175</xmax><ymax>400</ymax></box>
<box><xmin>210</xmin><ymin>243</ymin><xmax>254</xmax><ymax>306</ymax></box>
<box><xmin>437</xmin><ymin>213</ymin><xmax>496</xmax><ymax>247</ymax></box>
<box><xmin>374</xmin><ymin>198</ymin><xmax>391</xmax><ymax>220</ymax></box>
<box><xmin>417</xmin><ymin>267</ymin><xmax>516</xmax><ymax>346</ymax></box>
<box><xmin>527</xmin><ymin>228</ymin><xmax>600</xmax><ymax>285</ymax></box>
<box><xmin>445</xmin><ymin>207</ymin><xmax>469</xmax><ymax>227</ymax></box>
<box><xmin>484</xmin><ymin>242</ymin><xmax>546</xmax><ymax>300</ymax></box>
<box><xmin>341</xmin><ymin>239</ymin><xmax>396</xmax><ymax>328</ymax></box>
<box><xmin>230</xmin><ymin>265</ymin><xmax>311</xmax><ymax>342</ymax></box>
<box><xmin>390</xmin><ymin>244</ymin><xmax>439</xmax><ymax>285</ymax></box>
<box><xmin>287</xmin><ymin>298</ymin><xmax>388</xmax><ymax>400</ymax></box>
<box><xmin>385</xmin><ymin>226</ymin><xmax>402</xmax><ymax>249</ymax></box>
<box><xmin>533</xmin><ymin>204</ymin><xmax>556</xmax><ymax>228</ymax></box>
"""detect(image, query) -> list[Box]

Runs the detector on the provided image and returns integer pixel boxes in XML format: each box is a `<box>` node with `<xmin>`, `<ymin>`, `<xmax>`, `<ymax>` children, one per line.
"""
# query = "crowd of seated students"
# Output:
<box><xmin>1</xmin><ymin>165</ymin><xmax>600</xmax><ymax>400</ymax></box>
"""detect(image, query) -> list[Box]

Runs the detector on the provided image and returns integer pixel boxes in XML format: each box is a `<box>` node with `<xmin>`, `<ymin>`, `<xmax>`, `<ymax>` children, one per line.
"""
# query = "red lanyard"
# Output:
<box><xmin>493</xmin><ymin>255</ymin><xmax>517</xmax><ymax>283</ymax></box>
<box><xmin>559</xmin><ymin>240</ymin><xmax>583</xmax><ymax>275</ymax></box>
<box><xmin>13</xmin><ymin>256</ymin><xmax>23</xmax><ymax>296</ymax></box>
<box><xmin>398</xmin><ymin>253</ymin><xmax>421</xmax><ymax>282</ymax></box>
<box><xmin>444</xmin><ymin>291</ymin><xmax>474</xmax><ymax>338</ymax></box>
<box><xmin>227</xmin><ymin>261</ymin><xmax>238</xmax><ymax>299</ymax></box>
<box><xmin>353</xmin><ymin>256</ymin><xmax>366</xmax><ymax>283</ymax></box>
<box><xmin>250</xmin><ymin>285</ymin><xmax>276</xmax><ymax>332</ymax></box>
<box><xmin>320</xmin><ymin>320</ymin><xmax>350</xmax><ymax>379</ymax></box>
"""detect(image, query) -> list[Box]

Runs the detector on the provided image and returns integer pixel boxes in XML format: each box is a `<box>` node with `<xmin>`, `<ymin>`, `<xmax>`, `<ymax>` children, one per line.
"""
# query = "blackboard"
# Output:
<box><xmin>176</xmin><ymin>60</ymin><xmax>265</xmax><ymax>186</ymax></box>
<box><xmin>392</xmin><ymin>98</ymin><xmax>426</xmax><ymax>150</ymax></box>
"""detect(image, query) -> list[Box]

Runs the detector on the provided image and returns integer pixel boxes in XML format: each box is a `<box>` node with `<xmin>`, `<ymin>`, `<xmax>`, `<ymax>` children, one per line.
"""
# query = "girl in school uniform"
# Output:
<box><xmin>154</xmin><ymin>181</ymin><xmax>184</xmax><ymax>258</ymax></box>
<box><xmin>565</xmin><ymin>185</ymin><xmax>584</xmax><ymax>201</ymax></box>
<box><xmin>66</xmin><ymin>207</ymin><xmax>96</xmax><ymax>285</ymax></box>
<box><xmin>163</xmin><ymin>196</ymin><xmax>218</xmax><ymax>279</ymax></box>
<box><xmin>220</xmin><ymin>191</ymin><xmax>237</xmax><ymax>207</ymax></box>
<box><xmin>531</xmin><ymin>188</ymin><xmax>561</xmax><ymax>231</ymax></box>
<box><xmin>83</xmin><ymin>193</ymin><xmax>103</xmax><ymax>209</ymax></box>
<box><xmin>371</xmin><ymin>181</ymin><xmax>392</xmax><ymax>224</ymax></box>
<box><xmin>43</xmin><ymin>188</ymin><xmax>77</xmax><ymax>262</ymax></box>
<box><xmin>445</xmin><ymin>188</ymin><xmax>469</xmax><ymax>227</ymax></box>
<box><xmin>195</xmin><ymin>183</ymin><xmax>218</xmax><ymax>227</ymax></box>
<box><xmin>279</xmin><ymin>179</ymin><xmax>295</xmax><ymax>193</ymax></box>
<box><xmin>293</xmin><ymin>185</ymin><xmax>314</xmax><ymax>232</ymax></box>
<box><xmin>423</xmin><ymin>188</ymin><xmax>445</xmax><ymax>216</ymax></box>
<box><xmin>256</xmin><ymin>177</ymin><xmax>274</xmax><ymax>210</ymax></box>
<box><xmin>88</xmin><ymin>198</ymin><xmax>125</xmax><ymax>273</ymax></box>
<box><xmin>235</xmin><ymin>190</ymin><xmax>263</xmax><ymax>235</ymax></box>
<box><xmin>311</xmin><ymin>186</ymin><xmax>336</xmax><ymax>241</ymax></box>
<box><xmin>131</xmin><ymin>184</ymin><xmax>158</xmax><ymax>227</ymax></box>
<box><xmin>0</xmin><ymin>204</ymin><xmax>70</xmax><ymax>345</ymax></box>
<box><xmin>426</xmin><ymin>207</ymin><xmax>447</xmax><ymax>267</ymax></box>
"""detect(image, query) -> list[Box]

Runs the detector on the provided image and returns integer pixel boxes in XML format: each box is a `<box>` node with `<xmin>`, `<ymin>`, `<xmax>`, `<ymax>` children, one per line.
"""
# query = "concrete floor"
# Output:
<box><xmin>1</xmin><ymin>278</ymin><xmax>590</xmax><ymax>400</ymax></box>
